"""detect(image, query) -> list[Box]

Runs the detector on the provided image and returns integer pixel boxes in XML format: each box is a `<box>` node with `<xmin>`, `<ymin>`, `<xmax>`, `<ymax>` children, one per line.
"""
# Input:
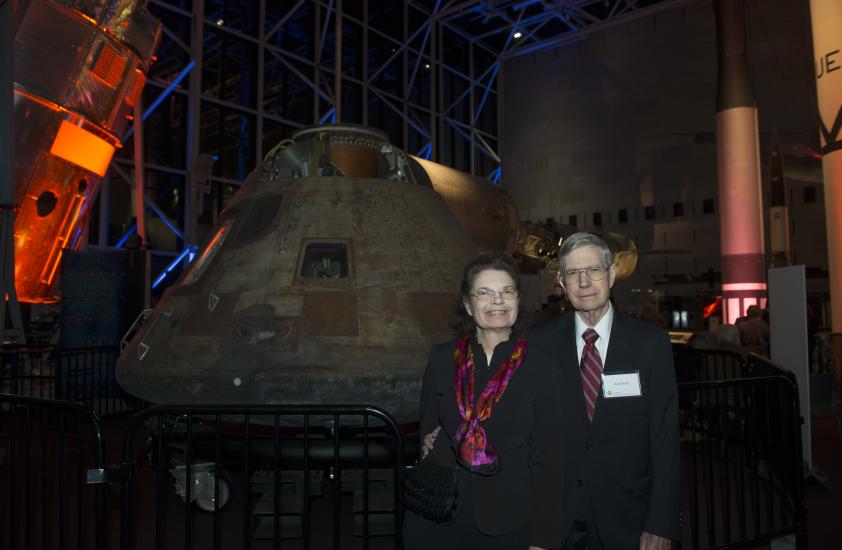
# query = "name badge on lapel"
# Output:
<box><xmin>602</xmin><ymin>371</ymin><xmax>642</xmax><ymax>398</ymax></box>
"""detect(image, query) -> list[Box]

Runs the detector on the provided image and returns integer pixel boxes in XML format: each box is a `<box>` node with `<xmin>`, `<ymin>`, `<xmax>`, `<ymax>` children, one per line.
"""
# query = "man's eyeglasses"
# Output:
<box><xmin>560</xmin><ymin>266</ymin><xmax>609</xmax><ymax>285</ymax></box>
<box><xmin>470</xmin><ymin>287</ymin><xmax>519</xmax><ymax>302</ymax></box>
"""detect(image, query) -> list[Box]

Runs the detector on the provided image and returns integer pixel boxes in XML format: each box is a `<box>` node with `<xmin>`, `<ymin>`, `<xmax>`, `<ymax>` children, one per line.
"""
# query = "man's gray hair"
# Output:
<box><xmin>558</xmin><ymin>232</ymin><xmax>613</xmax><ymax>272</ymax></box>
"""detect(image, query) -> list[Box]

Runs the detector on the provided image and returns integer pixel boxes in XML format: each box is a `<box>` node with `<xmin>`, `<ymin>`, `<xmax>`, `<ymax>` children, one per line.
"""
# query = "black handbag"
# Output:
<box><xmin>403</xmin><ymin>457</ymin><xmax>459</xmax><ymax>524</ymax></box>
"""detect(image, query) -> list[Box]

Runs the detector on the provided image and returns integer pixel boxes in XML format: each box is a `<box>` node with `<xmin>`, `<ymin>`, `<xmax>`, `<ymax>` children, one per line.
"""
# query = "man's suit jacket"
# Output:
<box><xmin>529</xmin><ymin>311</ymin><xmax>681</xmax><ymax>549</ymax></box>
<box><xmin>419</xmin><ymin>337</ymin><xmax>563</xmax><ymax>547</ymax></box>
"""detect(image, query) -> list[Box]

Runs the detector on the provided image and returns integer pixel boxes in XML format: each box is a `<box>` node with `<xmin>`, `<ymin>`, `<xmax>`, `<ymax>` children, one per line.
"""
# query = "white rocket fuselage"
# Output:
<box><xmin>715</xmin><ymin>0</ymin><xmax>767</xmax><ymax>324</ymax></box>
<box><xmin>810</xmin><ymin>0</ymin><xmax>842</xmax><ymax>330</ymax></box>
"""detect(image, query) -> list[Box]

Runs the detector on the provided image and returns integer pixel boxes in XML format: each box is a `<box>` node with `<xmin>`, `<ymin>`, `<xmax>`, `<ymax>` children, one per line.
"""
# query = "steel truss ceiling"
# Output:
<box><xmin>92</xmin><ymin>0</ymin><xmax>693</xmax><ymax>292</ymax></box>
<box><xmin>436</xmin><ymin>0</ymin><xmax>699</xmax><ymax>57</ymax></box>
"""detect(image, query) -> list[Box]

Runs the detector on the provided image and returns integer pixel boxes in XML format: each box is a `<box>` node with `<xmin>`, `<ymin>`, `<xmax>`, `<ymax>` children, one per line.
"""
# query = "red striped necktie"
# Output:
<box><xmin>580</xmin><ymin>328</ymin><xmax>603</xmax><ymax>421</ymax></box>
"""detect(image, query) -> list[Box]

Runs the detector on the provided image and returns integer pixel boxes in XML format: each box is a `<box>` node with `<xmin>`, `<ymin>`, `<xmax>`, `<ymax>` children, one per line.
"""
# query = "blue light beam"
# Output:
<box><xmin>416</xmin><ymin>142</ymin><xmax>432</xmax><ymax>160</ymax></box>
<box><xmin>319</xmin><ymin>107</ymin><xmax>336</xmax><ymax>125</ymax></box>
<box><xmin>115</xmin><ymin>223</ymin><xmax>137</xmax><ymax>248</ymax></box>
<box><xmin>152</xmin><ymin>245</ymin><xmax>196</xmax><ymax>289</ymax></box>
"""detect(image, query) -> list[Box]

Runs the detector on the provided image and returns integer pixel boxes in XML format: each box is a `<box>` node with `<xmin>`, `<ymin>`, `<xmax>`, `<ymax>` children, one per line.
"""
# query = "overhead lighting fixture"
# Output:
<box><xmin>424</xmin><ymin>63</ymin><xmax>430</xmax><ymax>69</ymax></box>
<box><xmin>513</xmin><ymin>31</ymin><xmax>522</xmax><ymax>39</ymax></box>
<box><xmin>216</xmin><ymin>19</ymin><xmax>224</xmax><ymax>26</ymax></box>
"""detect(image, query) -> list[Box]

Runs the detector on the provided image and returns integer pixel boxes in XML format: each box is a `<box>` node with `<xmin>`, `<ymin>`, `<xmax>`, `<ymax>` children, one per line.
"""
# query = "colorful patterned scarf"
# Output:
<box><xmin>453</xmin><ymin>335</ymin><xmax>527</xmax><ymax>473</ymax></box>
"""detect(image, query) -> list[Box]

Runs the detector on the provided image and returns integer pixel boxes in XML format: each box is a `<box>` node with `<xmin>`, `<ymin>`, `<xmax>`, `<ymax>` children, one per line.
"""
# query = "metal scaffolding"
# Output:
<box><xmin>90</xmin><ymin>0</ymin><xmax>696</xmax><ymax>293</ymax></box>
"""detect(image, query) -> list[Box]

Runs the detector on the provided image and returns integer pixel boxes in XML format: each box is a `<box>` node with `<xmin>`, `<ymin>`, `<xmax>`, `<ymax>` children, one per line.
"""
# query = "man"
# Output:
<box><xmin>530</xmin><ymin>232</ymin><xmax>680</xmax><ymax>549</ymax></box>
<box><xmin>737</xmin><ymin>305</ymin><xmax>769</xmax><ymax>348</ymax></box>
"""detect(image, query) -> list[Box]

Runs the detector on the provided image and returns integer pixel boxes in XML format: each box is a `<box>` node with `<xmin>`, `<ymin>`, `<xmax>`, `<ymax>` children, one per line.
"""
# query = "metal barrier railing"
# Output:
<box><xmin>673</xmin><ymin>347</ymin><xmax>748</xmax><ymax>383</ymax></box>
<box><xmin>1</xmin><ymin>347</ymin><xmax>807</xmax><ymax>550</ymax></box>
<box><xmin>0</xmin><ymin>346</ymin><xmax>56</xmax><ymax>399</ymax></box>
<box><xmin>0</xmin><ymin>393</ymin><xmax>107</xmax><ymax>550</ymax></box>
<box><xmin>0</xmin><ymin>345</ymin><xmax>141</xmax><ymax>416</ymax></box>
<box><xmin>679</xmin><ymin>375</ymin><xmax>807</xmax><ymax>550</ymax></box>
<box><xmin>118</xmin><ymin>405</ymin><xmax>405</xmax><ymax>550</ymax></box>
<box><xmin>745</xmin><ymin>352</ymin><xmax>798</xmax><ymax>384</ymax></box>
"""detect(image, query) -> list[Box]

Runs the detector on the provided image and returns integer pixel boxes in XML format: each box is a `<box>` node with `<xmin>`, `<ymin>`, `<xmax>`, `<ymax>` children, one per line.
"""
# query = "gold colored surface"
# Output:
<box><xmin>606</xmin><ymin>232</ymin><xmax>638</xmax><ymax>279</ymax></box>
<box><xmin>330</xmin><ymin>144</ymin><xmax>379</xmax><ymax>178</ymax></box>
<box><xmin>411</xmin><ymin>156</ymin><xmax>521</xmax><ymax>254</ymax></box>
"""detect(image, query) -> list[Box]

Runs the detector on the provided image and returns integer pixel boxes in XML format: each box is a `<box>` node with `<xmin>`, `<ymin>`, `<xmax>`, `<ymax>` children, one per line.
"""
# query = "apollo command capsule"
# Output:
<box><xmin>115</xmin><ymin>125</ymin><xmax>525</xmax><ymax>422</ymax></box>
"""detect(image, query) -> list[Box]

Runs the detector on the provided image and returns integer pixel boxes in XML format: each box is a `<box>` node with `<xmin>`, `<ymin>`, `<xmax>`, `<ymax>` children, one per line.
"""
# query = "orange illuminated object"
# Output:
<box><xmin>13</xmin><ymin>179</ymin><xmax>87</xmax><ymax>303</ymax></box>
<box><xmin>10</xmin><ymin>0</ymin><xmax>160</xmax><ymax>304</ymax></box>
<box><xmin>124</xmin><ymin>69</ymin><xmax>146</xmax><ymax>107</ymax></box>
<box><xmin>40</xmin><ymin>194</ymin><xmax>85</xmax><ymax>285</ymax></box>
<box><xmin>91</xmin><ymin>43</ymin><xmax>127</xmax><ymax>88</ymax></box>
<box><xmin>50</xmin><ymin>120</ymin><xmax>116</xmax><ymax>176</ymax></box>
<box><xmin>703</xmin><ymin>297</ymin><xmax>722</xmax><ymax>319</ymax></box>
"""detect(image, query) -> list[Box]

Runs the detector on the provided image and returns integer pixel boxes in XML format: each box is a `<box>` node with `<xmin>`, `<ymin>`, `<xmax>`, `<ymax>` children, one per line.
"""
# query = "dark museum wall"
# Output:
<box><xmin>501</xmin><ymin>0</ymin><xmax>824</xmax><ymax>325</ymax></box>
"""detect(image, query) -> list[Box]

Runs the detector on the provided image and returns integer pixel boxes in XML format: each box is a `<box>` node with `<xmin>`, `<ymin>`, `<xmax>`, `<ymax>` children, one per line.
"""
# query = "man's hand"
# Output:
<box><xmin>527</xmin><ymin>546</ymin><xmax>548</xmax><ymax>550</ymax></box>
<box><xmin>421</xmin><ymin>425</ymin><xmax>441</xmax><ymax>458</ymax></box>
<box><xmin>640</xmin><ymin>532</ymin><xmax>671</xmax><ymax>550</ymax></box>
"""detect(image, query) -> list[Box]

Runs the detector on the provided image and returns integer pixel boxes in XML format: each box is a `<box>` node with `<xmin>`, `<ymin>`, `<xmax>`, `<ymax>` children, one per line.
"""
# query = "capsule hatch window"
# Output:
<box><xmin>300</xmin><ymin>243</ymin><xmax>349</xmax><ymax>279</ymax></box>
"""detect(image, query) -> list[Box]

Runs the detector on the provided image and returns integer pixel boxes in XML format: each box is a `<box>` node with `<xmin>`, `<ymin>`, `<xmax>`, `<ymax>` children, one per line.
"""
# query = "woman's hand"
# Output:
<box><xmin>421</xmin><ymin>425</ymin><xmax>442</xmax><ymax>458</ymax></box>
<box><xmin>639</xmin><ymin>532</ymin><xmax>672</xmax><ymax>549</ymax></box>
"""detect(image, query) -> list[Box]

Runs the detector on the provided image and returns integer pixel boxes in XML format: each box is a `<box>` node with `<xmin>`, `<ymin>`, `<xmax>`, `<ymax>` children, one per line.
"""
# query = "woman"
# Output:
<box><xmin>403</xmin><ymin>252</ymin><xmax>562</xmax><ymax>550</ymax></box>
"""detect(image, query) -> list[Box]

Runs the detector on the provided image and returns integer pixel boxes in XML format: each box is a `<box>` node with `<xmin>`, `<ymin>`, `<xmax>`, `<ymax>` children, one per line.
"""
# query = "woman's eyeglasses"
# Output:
<box><xmin>470</xmin><ymin>287</ymin><xmax>519</xmax><ymax>302</ymax></box>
